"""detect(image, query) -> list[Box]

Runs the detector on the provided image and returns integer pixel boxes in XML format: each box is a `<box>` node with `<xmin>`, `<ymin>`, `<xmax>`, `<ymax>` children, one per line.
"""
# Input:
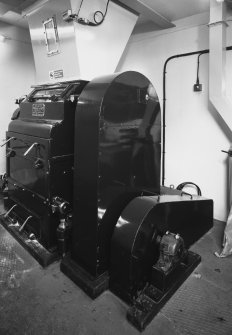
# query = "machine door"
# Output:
<box><xmin>6</xmin><ymin>131</ymin><xmax>50</xmax><ymax>198</ymax></box>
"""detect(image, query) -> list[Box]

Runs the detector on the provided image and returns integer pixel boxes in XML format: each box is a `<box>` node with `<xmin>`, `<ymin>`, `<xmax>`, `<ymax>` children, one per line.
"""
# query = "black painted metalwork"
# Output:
<box><xmin>66</xmin><ymin>71</ymin><xmax>161</xmax><ymax>278</ymax></box>
<box><xmin>59</xmin><ymin>72</ymin><xmax>213</xmax><ymax>329</ymax></box>
<box><xmin>127</xmin><ymin>251</ymin><xmax>201</xmax><ymax>331</ymax></box>
<box><xmin>2</xmin><ymin>80</ymin><xmax>88</xmax><ymax>258</ymax></box>
<box><xmin>109</xmin><ymin>192</ymin><xmax>213</xmax><ymax>303</ymax></box>
<box><xmin>0</xmin><ymin>213</ymin><xmax>59</xmax><ymax>267</ymax></box>
<box><xmin>1</xmin><ymin>70</ymin><xmax>214</xmax><ymax>330</ymax></box>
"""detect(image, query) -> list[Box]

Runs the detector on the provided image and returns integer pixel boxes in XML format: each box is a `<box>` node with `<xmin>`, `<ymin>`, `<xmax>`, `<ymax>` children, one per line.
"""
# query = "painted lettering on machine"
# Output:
<box><xmin>32</xmin><ymin>103</ymin><xmax>45</xmax><ymax>117</ymax></box>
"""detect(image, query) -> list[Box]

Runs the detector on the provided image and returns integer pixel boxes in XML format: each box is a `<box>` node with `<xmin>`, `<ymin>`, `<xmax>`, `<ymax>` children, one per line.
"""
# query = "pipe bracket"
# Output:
<box><xmin>207</xmin><ymin>20</ymin><xmax>229</xmax><ymax>27</ymax></box>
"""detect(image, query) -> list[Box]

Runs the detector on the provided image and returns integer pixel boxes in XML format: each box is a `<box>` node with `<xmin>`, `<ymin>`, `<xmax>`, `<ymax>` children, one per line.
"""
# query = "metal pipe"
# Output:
<box><xmin>23</xmin><ymin>142</ymin><xmax>38</xmax><ymax>157</ymax></box>
<box><xmin>1</xmin><ymin>137</ymin><xmax>15</xmax><ymax>147</ymax></box>
<box><xmin>19</xmin><ymin>215</ymin><xmax>33</xmax><ymax>232</ymax></box>
<box><xmin>4</xmin><ymin>204</ymin><xmax>17</xmax><ymax>218</ymax></box>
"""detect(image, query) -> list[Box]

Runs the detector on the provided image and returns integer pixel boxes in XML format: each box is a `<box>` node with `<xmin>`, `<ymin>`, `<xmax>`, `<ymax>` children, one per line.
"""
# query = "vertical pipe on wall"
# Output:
<box><xmin>162</xmin><ymin>50</ymin><xmax>209</xmax><ymax>185</ymax></box>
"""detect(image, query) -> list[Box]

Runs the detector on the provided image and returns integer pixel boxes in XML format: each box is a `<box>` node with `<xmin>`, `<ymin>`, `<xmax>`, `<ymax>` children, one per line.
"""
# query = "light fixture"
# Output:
<box><xmin>216</xmin><ymin>0</ymin><xmax>224</xmax><ymax>3</ymax></box>
<box><xmin>0</xmin><ymin>34</ymin><xmax>6</xmax><ymax>42</ymax></box>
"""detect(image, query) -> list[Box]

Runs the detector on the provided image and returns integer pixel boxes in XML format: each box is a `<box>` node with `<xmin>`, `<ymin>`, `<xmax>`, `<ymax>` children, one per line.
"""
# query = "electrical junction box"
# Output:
<box><xmin>193</xmin><ymin>83</ymin><xmax>202</xmax><ymax>92</ymax></box>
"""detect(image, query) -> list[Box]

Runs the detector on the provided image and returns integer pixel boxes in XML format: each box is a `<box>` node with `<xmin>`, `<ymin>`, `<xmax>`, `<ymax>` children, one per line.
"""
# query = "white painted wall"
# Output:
<box><xmin>118</xmin><ymin>13</ymin><xmax>232</xmax><ymax>221</ymax></box>
<box><xmin>0</xmin><ymin>22</ymin><xmax>35</xmax><ymax>174</ymax></box>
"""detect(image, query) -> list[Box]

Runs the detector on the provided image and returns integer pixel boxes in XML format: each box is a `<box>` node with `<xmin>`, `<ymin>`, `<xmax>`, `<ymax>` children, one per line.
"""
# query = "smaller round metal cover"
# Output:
<box><xmin>109</xmin><ymin>195</ymin><xmax>160</xmax><ymax>302</ymax></box>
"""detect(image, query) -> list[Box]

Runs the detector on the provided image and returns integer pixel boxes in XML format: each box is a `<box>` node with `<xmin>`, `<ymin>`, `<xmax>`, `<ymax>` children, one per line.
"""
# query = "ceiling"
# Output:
<box><xmin>0</xmin><ymin>0</ymin><xmax>37</xmax><ymax>27</ymax></box>
<box><xmin>140</xmin><ymin>0</ymin><xmax>210</xmax><ymax>22</ymax></box>
<box><xmin>0</xmin><ymin>0</ymin><xmax>212</xmax><ymax>30</ymax></box>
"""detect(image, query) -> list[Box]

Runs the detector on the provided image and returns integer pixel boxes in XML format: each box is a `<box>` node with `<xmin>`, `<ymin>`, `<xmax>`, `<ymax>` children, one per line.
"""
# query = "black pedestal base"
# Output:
<box><xmin>127</xmin><ymin>251</ymin><xmax>201</xmax><ymax>331</ymax></box>
<box><xmin>0</xmin><ymin>215</ymin><xmax>59</xmax><ymax>267</ymax></box>
<box><xmin>61</xmin><ymin>255</ymin><xmax>109</xmax><ymax>299</ymax></box>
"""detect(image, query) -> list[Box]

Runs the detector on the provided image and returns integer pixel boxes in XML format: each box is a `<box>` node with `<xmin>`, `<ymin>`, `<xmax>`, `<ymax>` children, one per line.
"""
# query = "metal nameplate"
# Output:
<box><xmin>49</xmin><ymin>69</ymin><xmax>64</xmax><ymax>80</ymax></box>
<box><xmin>32</xmin><ymin>103</ymin><xmax>45</xmax><ymax>117</ymax></box>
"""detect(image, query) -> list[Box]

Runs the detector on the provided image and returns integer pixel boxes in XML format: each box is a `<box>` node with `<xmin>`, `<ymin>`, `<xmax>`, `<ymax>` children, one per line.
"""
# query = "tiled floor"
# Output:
<box><xmin>0</xmin><ymin>200</ymin><xmax>232</xmax><ymax>335</ymax></box>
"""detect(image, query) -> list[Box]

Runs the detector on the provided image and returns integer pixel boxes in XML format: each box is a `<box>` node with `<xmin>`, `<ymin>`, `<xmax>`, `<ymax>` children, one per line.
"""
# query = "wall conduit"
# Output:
<box><xmin>162</xmin><ymin>46</ymin><xmax>232</xmax><ymax>185</ymax></box>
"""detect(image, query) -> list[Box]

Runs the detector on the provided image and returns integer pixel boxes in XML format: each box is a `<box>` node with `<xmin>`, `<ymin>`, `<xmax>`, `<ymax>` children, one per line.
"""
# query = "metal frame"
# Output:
<box><xmin>43</xmin><ymin>16</ymin><xmax>60</xmax><ymax>57</ymax></box>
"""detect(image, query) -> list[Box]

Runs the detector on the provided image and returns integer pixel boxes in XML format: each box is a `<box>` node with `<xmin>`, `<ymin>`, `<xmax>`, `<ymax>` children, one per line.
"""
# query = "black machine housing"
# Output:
<box><xmin>0</xmin><ymin>71</ymin><xmax>213</xmax><ymax>330</ymax></box>
<box><xmin>1</xmin><ymin>80</ymin><xmax>88</xmax><ymax>264</ymax></box>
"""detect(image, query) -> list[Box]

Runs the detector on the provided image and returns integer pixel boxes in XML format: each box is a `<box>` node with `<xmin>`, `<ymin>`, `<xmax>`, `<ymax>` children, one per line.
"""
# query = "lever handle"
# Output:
<box><xmin>19</xmin><ymin>215</ymin><xmax>33</xmax><ymax>232</ymax></box>
<box><xmin>221</xmin><ymin>150</ymin><xmax>232</xmax><ymax>157</ymax></box>
<box><xmin>1</xmin><ymin>137</ymin><xmax>15</xmax><ymax>147</ymax></box>
<box><xmin>6</xmin><ymin>149</ymin><xmax>15</xmax><ymax>158</ymax></box>
<box><xmin>4</xmin><ymin>204</ymin><xmax>17</xmax><ymax>218</ymax></box>
<box><xmin>23</xmin><ymin>142</ymin><xmax>39</xmax><ymax>157</ymax></box>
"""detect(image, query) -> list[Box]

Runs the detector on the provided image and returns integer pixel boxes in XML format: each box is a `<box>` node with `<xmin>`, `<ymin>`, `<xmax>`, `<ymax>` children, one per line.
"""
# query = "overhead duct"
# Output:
<box><xmin>23</xmin><ymin>0</ymin><xmax>138</xmax><ymax>84</ymax></box>
<box><xmin>209</xmin><ymin>0</ymin><xmax>232</xmax><ymax>131</ymax></box>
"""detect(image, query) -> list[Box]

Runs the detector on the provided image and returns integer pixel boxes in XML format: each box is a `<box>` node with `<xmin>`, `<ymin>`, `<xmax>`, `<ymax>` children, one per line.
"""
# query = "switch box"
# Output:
<box><xmin>193</xmin><ymin>83</ymin><xmax>202</xmax><ymax>92</ymax></box>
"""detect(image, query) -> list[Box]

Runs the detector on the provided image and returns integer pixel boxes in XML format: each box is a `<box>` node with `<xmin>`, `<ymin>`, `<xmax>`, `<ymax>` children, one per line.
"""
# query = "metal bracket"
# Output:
<box><xmin>207</xmin><ymin>20</ymin><xmax>229</xmax><ymax>27</ymax></box>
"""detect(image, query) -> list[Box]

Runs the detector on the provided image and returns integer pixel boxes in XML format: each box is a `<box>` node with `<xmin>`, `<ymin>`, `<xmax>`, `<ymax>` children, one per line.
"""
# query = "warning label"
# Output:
<box><xmin>32</xmin><ymin>103</ymin><xmax>45</xmax><ymax>117</ymax></box>
<box><xmin>49</xmin><ymin>69</ymin><xmax>64</xmax><ymax>80</ymax></box>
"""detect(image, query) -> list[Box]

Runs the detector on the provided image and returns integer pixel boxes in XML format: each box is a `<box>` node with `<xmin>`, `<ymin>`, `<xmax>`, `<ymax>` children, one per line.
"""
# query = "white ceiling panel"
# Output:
<box><xmin>138</xmin><ymin>0</ymin><xmax>210</xmax><ymax>22</ymax></box>
<box><xmin>0</xmin><ymin>0</ymin><xmax>214</xmax><ymax>30</ymax></box>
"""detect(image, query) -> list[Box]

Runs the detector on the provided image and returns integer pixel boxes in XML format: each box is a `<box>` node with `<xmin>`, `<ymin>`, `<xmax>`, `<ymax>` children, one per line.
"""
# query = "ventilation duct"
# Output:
<box><xmin>23</xmin><ymin>0</ymin><xmax>138</xmax><ymax>84</ymax></box>
<box><xmin>209</xmin><ymin>0</ymin><xmax>232</xmax><ymax>130</ymax></box>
